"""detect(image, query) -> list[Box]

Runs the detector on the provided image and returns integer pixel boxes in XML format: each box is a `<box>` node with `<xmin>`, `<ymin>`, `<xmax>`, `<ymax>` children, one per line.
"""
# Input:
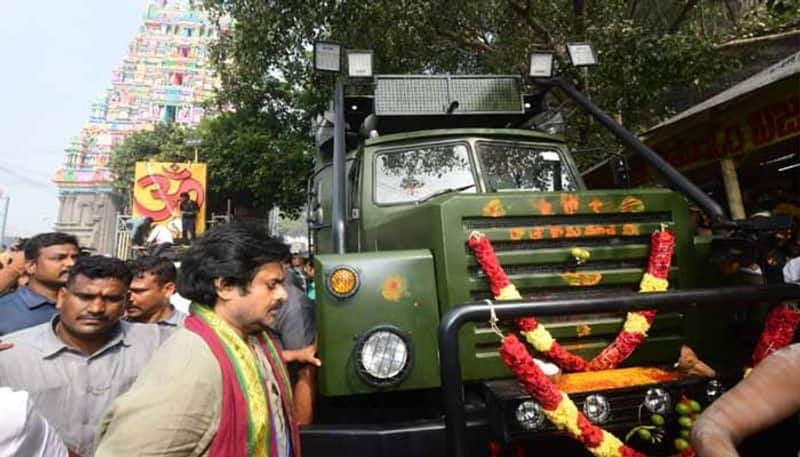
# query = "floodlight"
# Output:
<box><xmin>347</xmin><ymin>50</ymin><xmax>373</xmax><ymax>78</ymax></box>
<box><xmin>314</xmin><ymin>41</ymin><xmax>341</xmax><ymax>72</ymax></box>
<box><xmin>528</xmin><ymin>51</ymin><xmax>555</xmax><ymax>78</ymax></box>
<box><xmin>566</xmin><ymin>42</ymin><xmax>597</xmax><ymax>67</ymax></box>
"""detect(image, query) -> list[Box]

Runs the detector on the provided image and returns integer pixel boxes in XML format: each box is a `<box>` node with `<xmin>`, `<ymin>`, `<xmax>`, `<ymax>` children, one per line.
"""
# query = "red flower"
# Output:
<box><xmin>752</xmin><ymin>305</ymin><xmax>800</xmax><ymax>366</ymax></box>
<box><xmin>577</xmin><ymin>415</ymin><xmax>604</xmax><ymax>447</ymax></box>
<box><xmin>647</xmin><ymin>231</ymin><xmax>675</xmax><ymax>280</ymax></box>
<box><xmin>588</xmin><ymin>331</ymin><xmax>646</xmax><ymax>371</ymax></box>
<box><xmin>546</xmin><ymin>343</ymin><xmax>589</xmax><ymax>372</ymax></box>
<box><xmin>619</xmin><ymin>445</ymin><xmax>648</xmax><ymax>457</ymax></box>
<box><xmin>499</xmin><ymin>335</ymin><xmax>562</xmax><ymax>409</ymax></box>
<box><xmin>468</xmin><ymin>235</ymin><xmax>511</xmax><ymax>296</ymax></box>
<box><xmin>517</xmin><ymin>318</ymin><xmax>538</xmax><ymax>333</ymax></box>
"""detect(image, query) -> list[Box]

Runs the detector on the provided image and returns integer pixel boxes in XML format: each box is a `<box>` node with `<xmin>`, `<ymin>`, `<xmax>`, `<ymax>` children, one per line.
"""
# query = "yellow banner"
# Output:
<box><xmin>649</xmin><ymin>78</ymin><xmax>800</xmax><ymax>171</ymax></box>
<box><xmin>132</xmin><ymin>162</ymin><xmax>207</xmax><ymax>235</ymax></box>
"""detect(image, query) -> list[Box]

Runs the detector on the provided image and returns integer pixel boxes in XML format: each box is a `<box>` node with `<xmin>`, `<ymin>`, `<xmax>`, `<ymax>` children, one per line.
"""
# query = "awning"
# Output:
<box><xmin>640</xmin><ymin>51</ymin><xmax>800</xmax><ymax>172</ymax></box>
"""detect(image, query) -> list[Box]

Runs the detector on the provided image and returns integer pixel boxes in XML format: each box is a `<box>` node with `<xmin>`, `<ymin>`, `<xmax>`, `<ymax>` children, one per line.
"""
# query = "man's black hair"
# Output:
<box><xmin>11</xmin><ymin>238</ymin><xmax>29</xmax><ymax>252</ymax></box>
<box><xmin>66</xmin><ymin>255</ymin><xmax>132</xmax><ymax>288</ymax></box>
<box><xmin>180</xmin><ymin>192</ymin><xmax>189</xmax><ymax>198</ymax></box>
<box><xmin>24</xmin><ymin>232</ymin><xmax>80</xmax><ymax>261</ymax></box>
<box><xmin>177</xmin><ymin>222</ymin><xmax>290</xmax><ymax>307</ymax></box>
<box><xmin>130</xmin><ymin>256</ymin><xmax>176</xmax><ymax>285</ymax></box>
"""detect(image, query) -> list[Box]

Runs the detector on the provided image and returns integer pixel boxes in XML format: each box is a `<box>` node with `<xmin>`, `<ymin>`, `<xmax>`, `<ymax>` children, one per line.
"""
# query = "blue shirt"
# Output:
<box><xmin>0</xmin><ymin>286</ymin><xmax>57</xmax><ymax>335</ymax></box>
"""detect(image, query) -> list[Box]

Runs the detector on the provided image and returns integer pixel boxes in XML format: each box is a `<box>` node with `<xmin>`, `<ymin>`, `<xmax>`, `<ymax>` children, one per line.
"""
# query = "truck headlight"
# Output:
<box><xmin>355</xmin><ymin>326</ymin><xmax>412</xmax><ymax>387</ymax></box>
<box><xmin>582</xmin><ymin>394</ymin><xmax>611</xmax><ymax>424</ymax></box>
<box><xmin>515</xmin><ymin>400</ymin><xmax>546</xmax><ymax>430</ymax></box>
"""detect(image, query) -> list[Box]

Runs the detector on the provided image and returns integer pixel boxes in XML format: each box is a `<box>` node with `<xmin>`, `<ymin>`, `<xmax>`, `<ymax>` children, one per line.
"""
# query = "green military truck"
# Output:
<box><xmin>298</xmin><ymin>62</ymin><xmax>800</xmax><ymax>456</ymax></box>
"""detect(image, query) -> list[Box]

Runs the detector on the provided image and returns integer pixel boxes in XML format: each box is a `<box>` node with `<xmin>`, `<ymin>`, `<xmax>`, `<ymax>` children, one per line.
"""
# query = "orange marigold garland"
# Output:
<box><xmin>468</xmin><ymin>229</ymin><xmax>675</xmax><ymax>372</ymax></box>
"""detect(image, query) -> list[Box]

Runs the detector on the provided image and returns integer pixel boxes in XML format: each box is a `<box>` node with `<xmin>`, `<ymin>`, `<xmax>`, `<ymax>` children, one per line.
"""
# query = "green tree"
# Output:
<box><xmin>108</xmin><ymin>113</ymin><xmax>313</xmax><ymax>218</ymax></box>
<box><xmin>108</xmin><ymin>123</ymin><xmax>196</xmax><ymax>207</ymax></box>
<box><xmin>197</xmin><ymin>109</ymin><xmax>313</xmax><ymax>216</ymax></box>
<box><xmin>201</xmin><ymin>0</ymin><xmax>799</xmax><ymax>174</ymax></box>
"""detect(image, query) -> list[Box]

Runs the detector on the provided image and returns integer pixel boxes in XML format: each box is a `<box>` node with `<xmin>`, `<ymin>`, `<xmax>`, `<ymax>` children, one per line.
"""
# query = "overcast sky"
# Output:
<box><xmin>0</xmin><ymin>1</ymin><xmax>144</xmax><ymax>237</ymax></box>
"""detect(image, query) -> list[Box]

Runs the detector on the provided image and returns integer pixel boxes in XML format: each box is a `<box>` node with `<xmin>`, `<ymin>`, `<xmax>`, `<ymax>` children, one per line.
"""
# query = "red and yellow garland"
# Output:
<box><xmin>468</xmin><ymin>229</ymin><xmax>693</xmax><ymax>456</ymax></box>
<box><xmin>468</xmin><ymin>229</ymin><xmax>675</xmax><ymax>372</ymax></box>
<box><xmin>470</xmin><ymin>228</ymin><xmax>796</xmax><ymax>457</ymax></box>
<box><xmin>499</xmin><ymin>333</ymin><xmax>694</xmax><ymax>457</ymax></box>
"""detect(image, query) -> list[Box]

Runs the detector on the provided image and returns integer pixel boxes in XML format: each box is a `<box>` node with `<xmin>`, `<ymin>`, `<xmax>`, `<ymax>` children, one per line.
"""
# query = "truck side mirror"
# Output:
<box><xmin>611</xmin><ymin>156</ymin><xmax>630</xmax><ymax>188</ymax></box>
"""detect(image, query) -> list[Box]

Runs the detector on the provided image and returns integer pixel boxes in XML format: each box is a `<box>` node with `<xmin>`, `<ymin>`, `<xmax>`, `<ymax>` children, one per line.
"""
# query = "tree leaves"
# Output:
<box><xmin>188</xmin><ymin>0</ymin><xmax>799</xmax><ymax>205</ymax></box>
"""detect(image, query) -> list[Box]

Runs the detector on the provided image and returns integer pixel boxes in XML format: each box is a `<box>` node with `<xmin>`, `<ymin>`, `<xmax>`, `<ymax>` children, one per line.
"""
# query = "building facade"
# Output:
<box><xmin>53</xmin><ymin>0</ymin><xmax>224</xmax><ymax>253</ymax></box>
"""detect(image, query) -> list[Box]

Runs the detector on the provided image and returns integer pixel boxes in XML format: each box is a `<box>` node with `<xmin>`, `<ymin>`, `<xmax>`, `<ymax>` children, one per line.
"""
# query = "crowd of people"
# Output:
<box><xmin>3</xmin><ymin>211</ymin><xmax>800</xmax><ymax>456</ymax></box>
<box><xmin>0</xmin><ymin>222</ymin><xmax>317</xmax><ymax>457</ymax></box>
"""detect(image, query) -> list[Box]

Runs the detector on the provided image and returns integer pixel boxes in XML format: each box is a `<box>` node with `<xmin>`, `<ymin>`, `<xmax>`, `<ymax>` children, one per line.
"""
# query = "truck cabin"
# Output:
<box><xmin>309</xmin><ymin>76</ymin><xmax>711</xmax><ymax>399</ymax></box>
<box><xmin>309</xmin><ymin>75</ymin><xmax>589</xmax><ymax>252</ymax></box>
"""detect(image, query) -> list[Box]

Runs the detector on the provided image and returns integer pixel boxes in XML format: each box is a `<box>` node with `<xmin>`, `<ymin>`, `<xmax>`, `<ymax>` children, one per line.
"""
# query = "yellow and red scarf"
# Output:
<box><xmin>186</xmin><ymin>303</ymin><xmax>301</xmax><ymax>457</ymax></box>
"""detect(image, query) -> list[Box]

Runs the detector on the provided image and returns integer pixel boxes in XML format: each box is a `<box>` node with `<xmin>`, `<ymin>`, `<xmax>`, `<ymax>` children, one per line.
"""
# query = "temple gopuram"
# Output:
<box><xmin>53</xmin><ymin>0</ymin><xmax>225</xmax><ymax>254</ymax></box>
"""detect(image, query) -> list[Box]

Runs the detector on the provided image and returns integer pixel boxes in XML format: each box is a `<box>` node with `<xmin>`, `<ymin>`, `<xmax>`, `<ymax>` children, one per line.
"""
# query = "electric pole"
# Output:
<box><xmin>0</xmin><ymin>190</ymin><xmax>9</xmax><ymax>247</ymax></box>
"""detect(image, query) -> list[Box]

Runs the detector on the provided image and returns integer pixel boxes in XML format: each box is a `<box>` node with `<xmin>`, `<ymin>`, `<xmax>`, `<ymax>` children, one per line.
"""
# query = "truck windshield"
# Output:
<box><xmin>375</xmin><ymin>142</ymin><xmax>476</xmax><ymax>204</ymax></box>
<box><xmin>476</xmin><ymin>141</ymin><xmax>577</xmax><ymax>192</ymax></box>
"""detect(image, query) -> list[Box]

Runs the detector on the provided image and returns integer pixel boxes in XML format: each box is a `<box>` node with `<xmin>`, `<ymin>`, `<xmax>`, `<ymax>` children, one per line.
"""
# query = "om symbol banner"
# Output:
<box><xmin>132</xmin><ymin>161</ymin><xmax>207</xmax><ymax>234</ymax></box>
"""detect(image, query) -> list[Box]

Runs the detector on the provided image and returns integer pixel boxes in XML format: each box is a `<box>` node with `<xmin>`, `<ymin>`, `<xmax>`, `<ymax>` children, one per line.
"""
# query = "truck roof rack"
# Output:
<box><xmin>318</xmin><ymin>75</ymin><xmax>549</xmax><ymax>140</ymax></box>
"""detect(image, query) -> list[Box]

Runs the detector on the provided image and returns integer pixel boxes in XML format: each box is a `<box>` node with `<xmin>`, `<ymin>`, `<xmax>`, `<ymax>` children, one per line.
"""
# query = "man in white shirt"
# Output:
<box><xmin>0</xmin><ymin>387</ymin><xmax>68</xmax><ymax>457</ymax></box>
<box><xmin>783</xmin><ymin>256</ymin><xmax>800</xmax><ymax>284</ymax></box>
<box><xmin>146</xmin><ymin>224</ymin><xmax>173</xmax><ymax>257</ymax></box>
<box><xmin>146</xmin><ymin>224</ymin><xmax>173</xmax><ymax>245</ymax></box>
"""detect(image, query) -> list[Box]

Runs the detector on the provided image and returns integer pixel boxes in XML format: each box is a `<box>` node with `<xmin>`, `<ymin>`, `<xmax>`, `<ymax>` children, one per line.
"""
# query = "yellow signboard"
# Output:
<box><xmin>132</xmin><ymin>162</ymin><xmax>207</xmax><ymax>235</ymax></box>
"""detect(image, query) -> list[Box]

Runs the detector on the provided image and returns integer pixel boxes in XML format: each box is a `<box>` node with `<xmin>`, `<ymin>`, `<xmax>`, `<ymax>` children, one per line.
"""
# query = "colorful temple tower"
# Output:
<box><xmin>54</xmin><ymin>0</ymin><xmax>225</xmax><ymax>254</ymax></box>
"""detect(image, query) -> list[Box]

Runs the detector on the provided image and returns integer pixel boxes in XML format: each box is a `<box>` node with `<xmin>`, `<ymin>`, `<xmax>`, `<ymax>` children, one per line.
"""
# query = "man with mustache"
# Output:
<box><xmin>0</xmin><ymin>255</ymin><xmax>171</xmax><ymax>457</ymax></box>
<box><xmin>95</xmin><ymin>223</ymin><xmax>301</xmax><ymax>457</ymax></box>
<box><xmin>126</xmin><ymin>256</ymin><xmax>186</xmax><ymax>329</ymax></box>
<box><xmin>0</xmin><ymin>232</ymin><xmax>80</xmax><ymax>335</ymax></box>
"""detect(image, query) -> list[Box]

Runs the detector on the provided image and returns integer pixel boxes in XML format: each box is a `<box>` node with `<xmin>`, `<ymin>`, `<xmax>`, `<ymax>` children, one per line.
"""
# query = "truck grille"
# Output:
<box><xmin>458</xmin><ymin>208</ymin><xmax>683</xmax><ymax>368</ymax></box>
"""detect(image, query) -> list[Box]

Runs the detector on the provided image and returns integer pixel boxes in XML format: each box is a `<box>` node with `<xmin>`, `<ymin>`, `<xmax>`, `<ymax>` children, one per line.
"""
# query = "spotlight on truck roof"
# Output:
<box><xmin>347</xmin><ymin>49</ymin><xmax>373</xmax><ymax>78</ymax></box>
<box><xmin>314</xmin><ymin>41</ymin><xmax>341</xmax><ymax>72</ymax></box>
<box><xmin>528</xmin><ymin>51</ymin><xmax>555</xmax><ymax>78</ymax></box>
<box><xmin>566</xmin><ymin>42</ymin><xmax>597</xmax><ymax>67</ymax></box>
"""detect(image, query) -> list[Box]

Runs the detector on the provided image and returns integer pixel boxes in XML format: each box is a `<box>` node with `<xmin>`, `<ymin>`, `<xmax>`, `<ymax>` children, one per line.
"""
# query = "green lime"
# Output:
<box><xmin>678</xmin><ymin>416</ymin><xmax>693</xmax><ymax>428</ymax></box>
<box><xmin>674</xmin><ymin>438</ymin><xmax>690</xmax><ymax>451</ymax></box>
<box><xmin>650</xmin><ymin>414</ymin><xmax>665</xmax><ymax>426</ymax></box>
<box><xmin>675</xmin><ymin>402</ymin><xmax>691</xmax><ymax>416</ymax></box>
<box><xmin>689</xmin><ymin>400</ymin><xmax>702</xmax><ymax>413</ymax></box>
<box><xmin>680</xmin><ymin>429</ymin><xmax>691</xmax><ymax>439</ymax></box>
<box><xmin>637</xmin><ymin>428</ymin><xmax>652</xmax><ymax>441</ymax></box>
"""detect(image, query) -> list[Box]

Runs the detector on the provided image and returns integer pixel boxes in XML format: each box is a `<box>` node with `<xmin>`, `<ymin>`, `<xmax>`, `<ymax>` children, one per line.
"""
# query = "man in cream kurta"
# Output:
<box><xmin>94</xmin><ymin>223</ymin><xmax>296</xmax><ymax>457</ymax></box>
<box><xmin>94</xmin><ymin>327</ymin><xmax>287</xmax><ymax>456</ymax></box>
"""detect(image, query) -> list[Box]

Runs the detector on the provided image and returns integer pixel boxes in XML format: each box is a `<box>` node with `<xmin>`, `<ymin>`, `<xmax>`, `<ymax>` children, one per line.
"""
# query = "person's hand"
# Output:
<box><xmin>0</xmin><ymin>339</ymin><xmax>12</xmax><ymax>350</ymax></box>
<box><xmin>282</xmin><ymin>341</ymin><xmax>321</xmax><ymax>367</ymax></box>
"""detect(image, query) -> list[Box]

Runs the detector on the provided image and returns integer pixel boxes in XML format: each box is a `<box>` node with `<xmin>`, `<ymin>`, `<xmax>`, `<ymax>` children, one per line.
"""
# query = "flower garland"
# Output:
<box><xmin>751</xmin><ymin>303</ymin><xmax>800</xmax><ymax>367</ymax></box>
<box><xmin>468</xmin><ymin>229</ymin><xmax>675</xmax><ymax>372</ymax></box>
<box><xmin>499</xmin><ymin>332</ymin><xmax>695</xmax><ymax>457</ymax></box>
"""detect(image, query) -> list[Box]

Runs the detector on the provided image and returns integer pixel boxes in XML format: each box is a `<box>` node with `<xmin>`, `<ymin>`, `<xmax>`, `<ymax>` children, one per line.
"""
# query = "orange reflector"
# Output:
<box><xmin>328</xmin><ymin>267</ymin><xmax>359</xmax><ymax>298</ymax></box>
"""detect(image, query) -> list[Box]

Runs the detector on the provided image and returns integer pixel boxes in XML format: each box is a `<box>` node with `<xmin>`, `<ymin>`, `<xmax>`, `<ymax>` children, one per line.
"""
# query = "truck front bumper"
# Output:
<box><xmin>301</xmin><ymin>416</ymin><xmax>489</xmax><ymax>457</ymax></box>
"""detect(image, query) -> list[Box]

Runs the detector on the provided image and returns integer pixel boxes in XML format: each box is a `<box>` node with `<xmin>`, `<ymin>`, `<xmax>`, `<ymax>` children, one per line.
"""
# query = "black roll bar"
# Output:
<box><xmin>538</xmin><ymin>77</ymin><xmax>733</xmax><ymax>228</ymax></box>
<box><xmin>438</xmin><ymin>284</ymin><xmax>800</xmax><ymax>457</ymax></box>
